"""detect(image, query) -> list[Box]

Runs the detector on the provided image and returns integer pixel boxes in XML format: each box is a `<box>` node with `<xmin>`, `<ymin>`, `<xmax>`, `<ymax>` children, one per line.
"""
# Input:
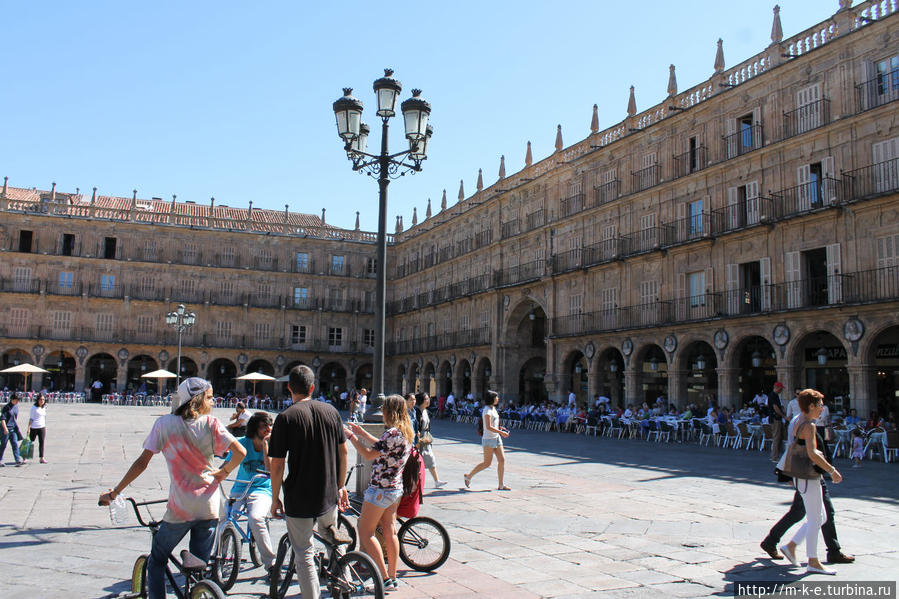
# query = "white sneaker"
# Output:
<box><xmin>435</xmin><ymin>480</ymin><xmax>447</xmax><ymax>488</ymax></box>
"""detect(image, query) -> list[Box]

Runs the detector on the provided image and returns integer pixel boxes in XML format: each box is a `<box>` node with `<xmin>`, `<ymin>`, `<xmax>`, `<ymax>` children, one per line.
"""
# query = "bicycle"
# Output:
<box><xmin>118</xmin><ymin>498</ymin><xmax>226</xmax><ymax>599</ymax></box>
<box><xmin>340</xmin><ymin>464</ymin><xmax>451</xmax><ymax>572</ymax></box>
<box><xmin>209</xmin><ymin>471</ymin><xmax>273</xmax><ymax>590</ymax></box>
<box><xmin>269</xmin><ymin>526</ymin><xmax>383</xmax><ymax>599</ymax></box>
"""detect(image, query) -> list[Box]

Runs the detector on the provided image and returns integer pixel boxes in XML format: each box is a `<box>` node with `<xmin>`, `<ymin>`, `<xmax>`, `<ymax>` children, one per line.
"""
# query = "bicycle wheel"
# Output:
<box><xmin>189</xmin><ymin>580</ymin><xmax>227</xmax><ymax>599</ymax></box>
<box><xmin>211</xmin><ymin>525</ymin><xmax>241</xmax><ymax>590</ymax></box>
<box><xmin>398</xmin><ymin>516</ymin><xmax>451</xmax><ymax>571</ymax></box>
<box><xmin>270</xmin><ymin>533</ymin><xmax>295</xmax><ymax>599</ymax></box>
<box><xmin>338</xmin><ymin>512</ymin><xmax>358</xmax><ymax>552</ymax></box>
<box><xmin>333</xmin><ymin>550</ymin><xmax>384</xmax><ymax>599</ymax></box>
<box><xmin>131</xmin><ymin>554</ymin><xmax>148</xmax><ymax>598</ymax></box>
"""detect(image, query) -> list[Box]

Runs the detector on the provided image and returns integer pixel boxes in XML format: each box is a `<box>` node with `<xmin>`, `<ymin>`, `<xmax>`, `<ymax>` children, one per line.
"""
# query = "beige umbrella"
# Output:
<box><xmin>0</xmin><ymin>363</ymin><xmax>50</xmax><ymax>392</ymax></box>
<box><xmin>236</xmin><ymin>372</ymin><xmax>276</xmax><ymax>396</ymax></box>
<box><xmin>141</xmin><ymin>369</ymin><xmax>177</xmax><ymax>395</ymax></box>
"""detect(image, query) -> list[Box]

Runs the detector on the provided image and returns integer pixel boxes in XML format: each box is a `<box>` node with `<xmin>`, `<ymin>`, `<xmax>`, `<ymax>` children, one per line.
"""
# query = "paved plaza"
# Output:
<box><xmin>0</xmin><ymin>403</ymin><xmax>897</xmax><ymax>598</ymax></box>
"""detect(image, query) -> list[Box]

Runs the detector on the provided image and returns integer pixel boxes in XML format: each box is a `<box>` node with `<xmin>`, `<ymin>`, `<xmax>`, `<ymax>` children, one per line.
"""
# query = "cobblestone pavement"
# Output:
<box><xmin>0</xmin><ymin>404</ymin><xmax>896</xmax><ymax>598</ymax></box>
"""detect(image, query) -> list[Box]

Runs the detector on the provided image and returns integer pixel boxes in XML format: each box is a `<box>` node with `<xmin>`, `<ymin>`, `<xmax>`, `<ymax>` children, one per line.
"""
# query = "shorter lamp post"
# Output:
<box><xmin>165</xmin><ymin>304</ymin><xmax>196</xmax><ymax>385</ymax></box>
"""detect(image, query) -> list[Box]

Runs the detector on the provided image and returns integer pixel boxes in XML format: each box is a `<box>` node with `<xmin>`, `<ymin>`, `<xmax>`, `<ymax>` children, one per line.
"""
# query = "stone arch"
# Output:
<box><xmin>560</xmin><ymin>348</ymin><xmax>588</xmax><ymax>407</ymax></box>
<box><xmin>167</xmin><ymin>356</ymin><xmax>199</xmax><ymax>380</ymax></box>
<box><xmin>633</xmin><ymin>343</ymin><xmax>668</xmax><ymax>406</ymax></box>
<box><xmin>319</xmin><ymin>361</ymin><xmax>347</xmax><ymax>399</ymax></box>
<box><xmin>791</xmin><ymin>329</ymin><xmax>850</xmax><ymax>412</ymax></box>
<box><xmin>864</xmin><ymin>324</ymin><xmax>899</xmax><ymax>416</ymax></box>
<box><xmin>437</xmin><ymin>360</ymin><xmax>453</xmax><ymax>398</ymax></box>
<box><xmin>208</xmin><ymin>358</ymin><xmax>237</xmax><ymax>395</ymax></box>
<box><xmin>674</xmin><ymin>340</ymin><xmax>717</xmax><ymax>409</ymax></box>
<box><xmin>594</xmin><ymin>347</ymin><xmax>625</xmax><ymax>408</ymax></box>
<box><xmin>474</xmin><ymin>356</ymin><xmax>492</xmax><ymax>401</ymax></box>
<box><xmin>1</xmin><ymin>348</ymin><xmax>35</xmax><ymax>391</ymax></box>
<box><xmin>408</xmin><ymin>361</ymin><xmax>421</xmax><ymax>394</ymax></box>
<box><xmin>729</xmin><ymin>335</ymin><xmax>777</xmax><ymax>408</ymax></box>
<box><xmin>503</xmin><ymin>297</ymin><xmax>548</xmax><ymax>341</ymax></box>
<box><xmin>457</xmin><ymin>359</ymin><xmax>472</xmax><ymax>398</ymax></box>
<box><xmin>127</xmin><ymin>354</ymin><xmax>159</xmax><ymax>393</ymax></box>
<box><xmin>422</xmin><ymin>361</ymin><xmax>437</xmax><ymax>396</ymax></box>
<box><xmin>354</xmin><ymin>363</ymin><xmax>373</xmax><ymax>392</ymax></box>
<box><xmin>43</xmin><ymin>350</ymin><xmax>77</xmax><ymax>392</ymax></box>
<box><xmin>86</xmin><ymin>352</ymin><xmax>118</xmax><ymax>397</ymax></box>
<box><xmin>501</xmin><ymin>298</ymin><xmax>548</xmax><ymax>404</ymax></box>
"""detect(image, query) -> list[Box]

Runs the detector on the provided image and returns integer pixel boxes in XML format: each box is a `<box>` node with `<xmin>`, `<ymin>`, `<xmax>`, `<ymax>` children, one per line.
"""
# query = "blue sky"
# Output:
<box><xmin>2</xmin><ymin>1</ymin><xmax>841</xmax><ymax>231</ymax></box>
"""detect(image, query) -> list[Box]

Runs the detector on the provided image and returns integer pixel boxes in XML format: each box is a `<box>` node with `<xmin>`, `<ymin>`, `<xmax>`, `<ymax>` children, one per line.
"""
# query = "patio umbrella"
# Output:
<box><xmin>275</xmin><ymin>375</ymin><xmax>290</xmax><ymax>382</ymax></box>
<box><xmin>141</xmin><ymin>369</ymin><xmax>177</xmax><ymax>395</ymax></box>
<box><xmin>0</xmin><ymin>363</ymin><xmax>49</xmax><ymax>393</ymax></box>
<box><xmin>236</xmin><ymin>372</ymin><xmax>276</xmax><ymax>396</ymax></box>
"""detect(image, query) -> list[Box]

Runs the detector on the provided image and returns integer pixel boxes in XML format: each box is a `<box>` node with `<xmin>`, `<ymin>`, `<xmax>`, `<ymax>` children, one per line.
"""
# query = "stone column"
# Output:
<box><xmin>624</xmin><ymin>369</ymin><xmax>640</xmax><ymax>406</ymax></box>
<box><xmin>587</xmin><ymin>367</ymin><xmax>599</xmax><ymax>408</ymax></box>
<box><xmin>75</xmin><ymin>365</ymin><xmax>86</xmax><ymax>393</ymax></box>
<box><xmin>716</xmin><ymin>367</ymin><xmax>741</xmax><ymax>410</ymax></box>
<box><xmin>543</xmin><ymin>377</ymin><xmax>560</xmax><ymax>404</ymax></box>
<box><xmin>776</xmin><ymin>366</ymin><xmax>800</xmax><ymax>396</ymax></box>
<box><xmin>847</xmin><ymin>365</ymin><xmax>876</xmax><ymax>415</ymax></box>
<box><xmin>116</xmin><ymin>364</ymin><xmax>127</xmax><ymax>393</ymax></box>
<box><xmin>668</xmin><ymin>370</ymin><xmax>687</xmax><ymax>408</ymax></box>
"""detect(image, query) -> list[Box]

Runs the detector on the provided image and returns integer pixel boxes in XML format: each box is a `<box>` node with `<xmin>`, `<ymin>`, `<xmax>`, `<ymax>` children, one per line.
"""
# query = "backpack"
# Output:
<box><xmin>401</xmin><ymin>446</ymin><xmax>424</xmax><ymax>497</ymax></box>
<box><xmin>397</xmin><ymin>447</ymin><xmax>425</xmax><ymax>518</ymax></box>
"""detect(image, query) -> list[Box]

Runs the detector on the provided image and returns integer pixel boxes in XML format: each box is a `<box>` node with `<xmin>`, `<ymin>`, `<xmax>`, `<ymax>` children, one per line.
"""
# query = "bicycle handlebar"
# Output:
<box><xmin>126</xmin><ymin>497</ymin><xmax>168</xmax><ymax>528</ymax></box>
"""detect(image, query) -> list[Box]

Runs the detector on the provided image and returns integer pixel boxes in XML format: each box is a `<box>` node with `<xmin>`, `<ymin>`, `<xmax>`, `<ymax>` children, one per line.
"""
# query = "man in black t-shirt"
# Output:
<box><xmin>269</xmin><ymin>365</ymin><xmax>349</xmax><ymax>598</ymax></box>
<box><xmin>768</xmin><ymin>382</ymin><xmax>786</xmax><ymax>460</ymax></box>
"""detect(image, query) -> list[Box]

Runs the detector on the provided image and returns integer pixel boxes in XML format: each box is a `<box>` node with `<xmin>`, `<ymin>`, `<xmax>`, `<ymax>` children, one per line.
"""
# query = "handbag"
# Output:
<box><xmin>780</xmin><ymin>420</ymin><xmax>819</xmax><ymax>480</ymax></box>
<box><xmin>19</xmin><ymin>437</ymin><xmax>34</xmax><ymax>460</ymax></box>
<box><xmin>418</xmin><ymin>431</ymin><xmax>433</xmax><ymax>447</ymax></box>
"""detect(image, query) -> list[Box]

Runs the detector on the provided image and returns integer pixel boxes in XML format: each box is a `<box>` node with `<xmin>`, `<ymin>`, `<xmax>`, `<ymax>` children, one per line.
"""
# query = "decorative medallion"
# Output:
<box><xmin>713</xmin><ymin>329</ymin><xmax>729</xmax><ymax>350</ymax></box>
<box><xmin>32</xmin><ymin>344</ymin><xmax>45</xmax><ymax>358</ymax></box>
<box><xmin>663</xmin><ymin>334</ymin><xmax>678</xmax><ymax>354</ymax></box>
<box><xmin>469</xmin><ymin>351</ymin><xmax>476</xmax><ymax>365</ymax></box>
<box><xmin>237</xmin><ymin>353</ymin><xmax>249</xmax><ymax>365</ymax></box>
<box><xmin>158</xmin><ymin>350</ymin><xmax>170</xmax><ymax>364</ymax></box>
<box><xmin>417</xmin><ymin>357</ymin><xmax>423</xmax><ymax>368</ymax></box>
<box><xmin>621</xmin><ymin>338</ymin><xmax>634</xmax><ymax>357</ymax></box>
<box><xmin>584</xmin><ymin>341</ymin><xmax>596</xmax><ymax>359</ymax></box>
<box><xmin>449</xmin><ymin>354</ymin><xmax>456</xmax><ymax>366</ymax></box>
<box><xmin>76</xmin><ymin>346</ymin><xmax>89</xmax><ymax>364</ymax></box>
<box><xmin>843</xmin><ymin>318</ymin><xmax>864</xmax><ymax>342</ymax></box>
<box><xmin>312</xmin><ymin>356</ymin><xmax>321</xmax><ymax>369</ymax></box>
<box><xmin>773</xmin><ymin>323</ymin><xmax>790</xmax><ymax>346</ymax></box>
<box><xmin>503</xmin><ymin>295</ymin><xmax>510</xmax><ymax>308</ymax></box>
<box><xmin>349</xmin><ymin>358</ymin><xmax>357</xmax><ymax>371</ymax></box>
<box><xmin>275</xmin><ymin>354</ymin><xmax>285</xmax><ymax>368</ymax></box>
<box><xmin>117</xmin><ymin>348</ymin><xmax>130</xmax><ymax>363</ymax></box>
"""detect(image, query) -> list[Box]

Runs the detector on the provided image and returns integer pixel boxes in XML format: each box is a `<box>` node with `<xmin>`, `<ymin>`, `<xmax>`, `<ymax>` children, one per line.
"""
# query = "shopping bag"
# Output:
<box><xmin>19</xmin><ymin>438</ymin><xmax>34</xmax><ymax>460</ymax></box>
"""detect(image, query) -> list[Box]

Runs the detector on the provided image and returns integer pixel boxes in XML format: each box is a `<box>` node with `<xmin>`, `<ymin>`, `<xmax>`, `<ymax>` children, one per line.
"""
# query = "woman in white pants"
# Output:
<box><xmin>780</xmin><ymin>389</ymin><xmax>843</xmax><ymax>575</ymax></box>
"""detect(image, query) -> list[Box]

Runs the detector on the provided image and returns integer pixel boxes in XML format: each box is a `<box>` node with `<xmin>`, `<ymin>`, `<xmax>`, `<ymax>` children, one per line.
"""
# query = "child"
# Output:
<box><xmin>850</xmin><ymin>428</ymin><xmax>865</xmax><ymax>467</ymax></box>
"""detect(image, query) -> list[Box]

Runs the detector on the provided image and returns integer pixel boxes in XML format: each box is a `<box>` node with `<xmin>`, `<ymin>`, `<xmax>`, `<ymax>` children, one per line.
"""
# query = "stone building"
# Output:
<box><xmin>2</xmin><ymin>1</ymin><xmax>898</xmax><ymax>417</ymax></box>
<box><xmin>0</xmin><ymin>185</ymin><xmax>380</xmax><ymax>398</ymax></box>
<box><xmin>384</xmin><ymin>1</ymin><xmax>899</xmax><ymax>418</ymax></box>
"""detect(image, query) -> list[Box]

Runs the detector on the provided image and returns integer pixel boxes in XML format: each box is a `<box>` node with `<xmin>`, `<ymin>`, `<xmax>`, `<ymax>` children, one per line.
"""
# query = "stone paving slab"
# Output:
<box><xmin>1</xmin><ymin>404</ymin><xmax>897</xmax><ymax>598</ymax></box>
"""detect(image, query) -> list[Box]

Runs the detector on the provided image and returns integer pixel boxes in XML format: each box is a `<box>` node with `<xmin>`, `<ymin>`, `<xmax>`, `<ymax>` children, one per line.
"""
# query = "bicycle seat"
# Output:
<box><xmin>179</xmin><ymin>550</ymin><xmax>207</xmax><ymax>571</ymax></box>
<box><xmin>319</xmin><ymin>524</ymin><xmax>353</xmax><ymax>546</ymax></box>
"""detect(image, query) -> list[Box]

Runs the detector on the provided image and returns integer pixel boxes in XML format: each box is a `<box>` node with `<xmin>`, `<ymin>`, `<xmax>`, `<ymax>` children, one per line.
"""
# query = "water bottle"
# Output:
<box><xmin>109</xmin><ymin>495</ymin><xmax>129</xmax><ymax>525</ymax></box>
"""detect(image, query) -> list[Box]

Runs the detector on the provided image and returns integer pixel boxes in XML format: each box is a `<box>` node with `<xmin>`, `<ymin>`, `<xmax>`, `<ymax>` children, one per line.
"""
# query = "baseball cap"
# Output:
<box><xmin>172</xmin><ymin>377</ymin><xmax>212</xmax><ymax>413</ymax></box>
<box><xmin>773</xmin><ymin>381</ymin><xmax>784</xmax><ymax>390</ymax></box>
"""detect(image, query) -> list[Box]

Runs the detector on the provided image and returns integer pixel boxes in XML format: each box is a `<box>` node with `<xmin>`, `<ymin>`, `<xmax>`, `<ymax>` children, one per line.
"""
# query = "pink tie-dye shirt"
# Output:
<box><xmin>143</xmin><ymin>414</ymin><xmax>236</xmax><ymax>522</ymax></box>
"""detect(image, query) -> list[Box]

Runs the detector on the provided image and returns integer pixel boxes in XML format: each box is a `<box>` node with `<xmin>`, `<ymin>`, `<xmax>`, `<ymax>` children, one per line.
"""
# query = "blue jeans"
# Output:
<box><xmin>0</xmin><ymin>429</ymin><xmax>22</xmax><ymax>463</ymax></box>
<box><xmin>148</xmin><ymin>519</ymin><xmax>217</xmax><ymax>599</ymax></box>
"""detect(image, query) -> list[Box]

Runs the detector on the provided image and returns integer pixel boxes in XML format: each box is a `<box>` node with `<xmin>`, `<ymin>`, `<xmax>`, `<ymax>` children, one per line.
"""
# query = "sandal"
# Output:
<box><xmin>463</xmin><ymin>474</ymin><xmax>471</xmax><ymax>488</ymax></box>
<box><xmin>497</xmin><ymin>485</ymin><xmax>511</xmax><ymax>491</ymax></box>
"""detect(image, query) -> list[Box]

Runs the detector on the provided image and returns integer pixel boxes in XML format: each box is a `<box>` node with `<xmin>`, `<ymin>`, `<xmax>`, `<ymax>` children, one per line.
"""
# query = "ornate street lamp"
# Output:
<box><xmin>333</xmin><ymin>69</ymin><xmax>433</xmax><ymax>405</ymax></box>
<box><xmin>816</xmin><ymin>347</ymin><xmax>829</xmax><ymax>366</ymax></box>
<box><xmin>609</xmin><ymin>360</ymin><xmax>619</xmax><ymax>373</ymax></box>
<box><xmin>696</xmin><ymin>354</ymin><xmax>706</xmax><ymax>371</ymax></box>
<box><xmin>165</xmin><ymin>303</ymin><xmax>196</xmax><ymax>385</ymax></box>
<box><xmin>751</xmin><ymin>350</ymin><xmax>762</xmax><ymax>368</ymax></box>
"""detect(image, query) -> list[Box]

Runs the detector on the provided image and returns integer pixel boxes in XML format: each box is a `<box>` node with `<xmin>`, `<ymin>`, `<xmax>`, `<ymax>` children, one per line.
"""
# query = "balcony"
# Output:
<box><xmin>842</xmin><ymin>157</ymin><xmax>899</xmax><ymax>202</ymax></box>
<box><xmin>620</xmin><ymin>227</ymin><xmax>663</xmax><ymax>255</ymax></box>
<box><xmin>669</xmin><ymin>293</ymin><xmax>723</xmax><ymax>322</ymax></box>
<box><xmin>90</xmin><ymin>283</ymin><xmax>124</xmax><ymax>299</ymax></box>
<box><xmin>856</xmin><ymin>68</ymin><xmax>899</xmax><ymax>113</ymax></box>
<box><xmin>439</xmin><ymin>245</ymin><xmax>455</xmax><ymax>262</ymax></box>
<box><xmin>560</xmin><ymin>193</ymin><xmax>585</xmax><ymax>218</ymax></box>
<box><xmin>456</xmin><ymin>237</ymin><xmax>473</xmax><ymax>256</ymax></box>
<box><xmin>253</xmin><ymin>257</ymin><xmax>279</xmax><ymax>271</ymax></box>
<box><xmin>211</xmin><ymin>293</ymin><xmax>244</xmax><ymax>307</ymax></box>
<box><xmin>771</xmin><ymin>178</ymin><xmax>842</xmax><ymax>219</ymax></box>
<box><xmin>128</xmin><ymin>286</ymin><xmax>165</xmax><ymax>302</ymax></box>
<box><xmin>493</xmin><ymin>259</ymin><xmax>544</xmax><ymax>287</ymax></box>
<box><xmin>386</xmin><ymin>328</ymin><xmax>490</xmax><ymax>356</ymax></box>
<box><xmin>723</xmin><ymin>124</ymin><xmax>763</xmax><ymax>159</ymax></box>
<box><xmin>672</xmin><ymin>146</ymin><xmax>707</xmax><ymax>179</ymax></box>
<box><xmin>661</xmin><ymin>212</ymin><xmax>713</xmax><ymax>247</ymax></box>
<box><xmin>501</xmin><ymin>219</ymin><xmax>520</xmax><ymax>239</ymax></box>
<box><xmin>474</xmin><ymin>229</ymin><xmax>492</xmax><ymax>248</ymax></box>
<box><xmin>631</xmin><ymin>164</ymin><xmax>660</xmax><ymax>193</ymax></box>
<box><xmin>582</xmin><ymin>238</ymin><xmax>621</xmax><ymax>266</ymax></box>
<box><xmin>552</xmin><ymin>249</ymin><xmax>581</xmax><ymax>274</ymax></box>
<box><xmin>46</xmin><ymin>281</ymin><xmax>83</xmax><ymax>296</ymax></box>
<box><xmin>525</xmin><ymin>210</ymin><xmax>545</xmax><ymax>232</ymax></box>
<box><xmin>783</xmin><ymin>99</ymin><xmax>830</xmax><ymax>139</ymax></box>
<box><xmin>1</xmin><ymin>278</ymin><xmax>42</xmax><ymax>293</ymax></box>
<box><xmin>249</xmin><ymin>294</ymin><xmax>282</xmax><ymax>309</ymax></box>
<box><xmin>214</xmin><ymin>253</ymin><xmax>241</xmax><ymax>268</ymax></box>
<box><xmin>710</xmin><ymin>195</ymin><xmax>776</xmax><ymax>234</ymax></box>
<box><xmin>593</xmin><ymin>180</ymin><xmax>619</xmax><ymax>206</ymax></box>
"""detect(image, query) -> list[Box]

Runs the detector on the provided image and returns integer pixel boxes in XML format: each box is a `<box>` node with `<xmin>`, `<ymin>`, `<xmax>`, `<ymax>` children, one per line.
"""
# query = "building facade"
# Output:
<box><xmin>383</xmin><ymin>1</ymin><xmax>899</xmax><ymax>418</ymax></box>
<box><xmin>2</xmin><ymin>1</ymin><xmax>898</xmax><ymax>417</ymax></box>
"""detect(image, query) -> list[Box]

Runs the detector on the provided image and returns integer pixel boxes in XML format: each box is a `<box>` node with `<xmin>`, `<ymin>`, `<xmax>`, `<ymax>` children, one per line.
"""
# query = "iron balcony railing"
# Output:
<box><xmin>213</xmin><ymin>292</ymin><xmax>246</xmax><ymax>307</ymax></box>
<box><xmin>526</xmin><ymin>210</ymin><xmax>545</xmax><ymax>231</ymax></box>
<box><xmin>582</xmin><ymin>238</ymin><xmax>621</xmax><ymax>266</ymax></box>
<box><xmin>856</xmin><ymin>68</ymin><xmax>899</xmax><ymax>113</ymax></box>
<box><xmin>46</xmin><ymin>280</ymin><xmax>83</xmax><ymax>296</ymax></box>
<box><xmin>439</xmin><ymin>244</ymin><xmax>455</xmax><ymax>262</ymax></box>
<box><xmin>252</xmin><ymin>256</ymin><xmax>279</xmax><ymax>271</ymax></box>
<box><xmin>386</xmin><ymin>328</ymin><xmax>491</xmax><ymax>356</ymax></box>
<box><xmin>2</xmin><ymin>278</ymin><xmax>42</xmax><ymax>293</ymax></box>
<box><xmin>475</xmin><ymin>229</ymin><xmax>493</xmax><ymax>248</ymax></box>
<box><xmin>552</xmin><ymin>249</ymin><xmax>581</xmax><ymax>274</ymax></box>
<box><xmin>669</xmin><ymin>293</ymin><xmax>723</xmax><ymax>323</ymax></box>
<box><xmin>672</xmin><ymin>146</ymin><xmax>707</xmax><ymax>179</ymax></box>
<box><xmin>593</xmin><ymin>179</ymin><xmax>619</xmax><ymax>206</ymax></box>
<box><xmin>456</xmin><ymin>237</ymin><xmax>473</xmax><ymax>255</ymax></box>
<box><xmin>631</xmin><ymin>164</ymin><xmax>661</xmax><ymax>193</ymax></box>
<box><xmin>662</xmin><ymin>212</ymin><xmax>713</xmax><ymax>246</ymax></box>
<box><xmin>501</xmin><ymin>219</ymin><xmax>520</xmax><ymax>239</ymax></box>
<box><xmin>771</xmin><ymin>177</ymin><xmax>842</xmax><ymax>219</ymax></box>
<box><xmin>783</xmin><ymin>99</ymin><xmax>830</xmax><ymax>139</ymax></box>
<box><xmin>709</xmin><ymin>195</ymin><xmax>776</xmax><ymax>234</ymax></box>
<box><xmin>560</xmin><ymin>193</ymin><xmax>585</xmax><ymax>218</ymax></box>
<box><xmin>89</xmin><ymin>283</ymin><xmax>124</xmax><ymax>299</ymax></box>
<box><xmin>723</xmin><ymin>124</ymin><xmax>763</xmax><ymax>160</ymax></box>
<box><xmin>842</xmin><ymin>157</ymin><xmax>899</xmax><ymax>201</ymax></box>
<box><xmin>248</xmin><ymin>294</ymin><xmax>281</xmax><ymax>309</ymax></box>
<box><xmin>493</xmin><ymin>260</ymin><xmax>544</xmax><ymax>287</ymax></box>
<box><xmin>620</xmin><ymin>227</ymin><xmax>664</xmax><ymax>255</ymax></box>
<box><xmin>423</xmin><ymin>252</ymin><xmax>436</xmax><ymax>268</ymax></box>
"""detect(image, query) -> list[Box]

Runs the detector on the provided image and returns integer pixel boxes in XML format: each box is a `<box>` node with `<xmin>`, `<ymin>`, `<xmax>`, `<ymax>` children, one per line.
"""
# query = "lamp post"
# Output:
<box><xmin>165</xmin><ymin>303</ymin><xmax>196</xmax><ymax>386</ymax></box>
<box><xmin>333</xmin><ymin>69</ymin><xmax>432</xmax><ymax>403</ymax></box>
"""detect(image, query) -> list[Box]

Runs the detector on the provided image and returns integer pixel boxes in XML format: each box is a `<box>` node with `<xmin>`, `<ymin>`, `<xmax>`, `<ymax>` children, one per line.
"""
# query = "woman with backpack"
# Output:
<box><xmin>344</xmin><ymin>394</ymin><xmax>413</xmax><ymax>590</ymax></box>
<box><xmin>464</xmin><ymin>390</ymin><xmax>511</xmax><ymax>491</ymax></box>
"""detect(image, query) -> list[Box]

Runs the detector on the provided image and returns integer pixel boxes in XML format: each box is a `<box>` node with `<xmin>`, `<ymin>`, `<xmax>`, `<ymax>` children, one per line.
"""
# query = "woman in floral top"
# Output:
<box><xmin>345</xmin><ymin>395</ymin><xmax>413</xmax><ymax>590</ymax></box>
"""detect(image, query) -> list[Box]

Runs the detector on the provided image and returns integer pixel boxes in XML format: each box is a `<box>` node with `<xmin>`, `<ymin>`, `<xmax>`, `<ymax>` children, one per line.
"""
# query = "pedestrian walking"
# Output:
<box><xmin>269</xmin><ymin>365</ymin><xmax>351</xmax><ymax>599</ymax></box>
<box><xmin>769</xmin><ymin>382</ymin><xmax>787</xmax><ymax>460</ymax></box>
<box><xmin>776</xmin><ymin>389</ymin><xmax>844</xmax><ymax>576</ymax></box>
<box><xmin>29</xmin><ymin>392</ymin><xmax>48</xmax><ymax>463</ymax></box>
<box><xmin>343</xmin><ymin>395</ymin><xmax>413</xmax><ymax>591</ymax></box>
<box><xmin>464</xmin><ymin>390</ymin><xmax>511</xmax><ymax>491</ymax></box>
<box><xmin>226</xmin><ymin>411</ymin><xmax>277</xmax><ymax>572</ymax></box>
<box><xmin>414</xmin><ymin>393</ymin><xmax>446</xmax><ymax>488</ymax></box>
<box><xmin>98</xmin><ymin>377</ymin><xmax>246</xmax><ymax>599</ymax></box>
<box><xmin>0</xmin><ymin>393</ymin><xmax>25</xmax><ymax>466</ymax></box>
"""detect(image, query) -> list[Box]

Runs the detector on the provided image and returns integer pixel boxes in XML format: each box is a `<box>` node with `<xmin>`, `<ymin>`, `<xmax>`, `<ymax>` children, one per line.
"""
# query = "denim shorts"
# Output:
<box><xmin>482</xmin><ymin>437</ymin><xmax>502</xmax><ymax>448</ymax></box>
<box><xmin>363</xmin><ymin>486</ymin><xmax>403</xmax><ymax>508</ymax></box>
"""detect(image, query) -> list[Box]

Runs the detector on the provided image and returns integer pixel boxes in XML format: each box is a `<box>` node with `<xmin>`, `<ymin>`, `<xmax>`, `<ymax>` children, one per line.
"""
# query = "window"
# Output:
<box><xmin>601</xmin><ymin>287</ymin><xmax>618</xmax><ymax>311</ymax></box>
<box><xmin>296</xmin><ymin>252</ymin><xmax>310</xmax><ymax>272</ymax></box>
<box><xmin>18</xmin><ymin>230</ymin><xmax>33</xmax><ymax>253</ymax></box>
<box><xmin>258</xmin><ymin>283</ymin><xmax>273</xmax><ymax>302</ymax></box>
<box><xmin>140</xmin><ymin>276</ymin><xmax>156</xmax><ymax>295</ymax></box>
<box><xmin>61</xmin><ymin>234</ymin><xmax>75</xmax><ymax>256</ymax></box>
<box><xmin>363</xmin><ymin>328</ymin><xmax>375</xmax><ymax>347</ymax></box>
<box><xmin>58</xmin><ymin>271</ymin><xmax>74</xmax><ymax>289</ymax></box>
<box><xmin>876</xmin><ymin>54</ymin><xmax>899</xmax><ymax>96</ymax></box>
<box><xmin>331</xmin><ymin>255</ymin><xmax>345</xmax><ymax>274</ymax></box>
<box><xmin>568</xmin><ymin>236</ymin><xmax>580</xmax><ymax>251</ymax></box>
<box><xmin>100</xmin><ymin>274</ymin><xmax>116</xmax><ymax>291</ymax></box>
<box><xmin>366</xmin><ymin>257</ymin><xmax>377</xmax><ymax>275</ymax></box>
<box><xmin>221</xmin><ymin>246</ymin><xmax>235</xmax><ymax>266</ymax></box>
<box><xmin>638</xmin><ymin>213</ymin><xmax>658</xmax><ymax>250</ymax></box>
<box><xmin>179</xmin><ymin>278</ymin><xmax>196</xmax><ymax>297</ymax></box>
<box><xmin>640</xmin><ymin>280</ymin><xmax>658</xmax><ymax>305</ymax></box>
<box><xmin>689</xmin><ymin>136</ymin><xmax>698</xmax><ymax>172</ymax></box>
<box><xmin>219</xmin><ymin>280</ymin><xmax>234</xmax><ymax>300</ymax></box>
<box><xmin>52</xmin><ymin>311</ymin><xmax>71</xmax><ymax>333</ymax></box>
<box><xmin>96</xmin><ymin>313</ymin><xmax>115</xmax><ymax>339</ymax></box>
<box><xmin>143</xmin><ymin>240</ymin><xmax>157</xmax><ymax>261</ymax></box>
<box><xmin>726</xmin><ymin>182</ymin><xmax>759</xmax><ymax>229</ymax></box>
<box><xmin>873</xmin><ymin>137</ymin><xmax>899</xmax><ymax>193</ymax></box>
<box><xmin>294</xmin><ymin>287</ymin><xmax>309</xmax><ymax>307</ymax></box>
<box><xmin>328</xmin><ymin>327</ymin><xmax>343</xmax><ymax>347</ymax></box>
<box><xmin>13</xmin><ymin>267</ymin><xmax>32</xmax><ymax>292</ymax></box>
<box><xmin>687</xmin><ymin>271</ymin><xmax>706</xmax><ymax>306</ymax></box>
<box><xmin>796</xmin><ymin>83</ymin><xmax>822</xmax><ymax>133</ymax></box>
<box><xmin>254</xmin><ymin>322</ymin><xmax>272</xmax><ymax>340</ymax></box>
<box><xmin>103</xmin><ymin>237</ymin><xmax>117</xmax><ymax>259</ymax></box>
<box><xmin>480</xmin><ymin>310</ymin><xmax>489</xmax><ymax>330</ymax></box>
<box><xmin>460</xmin><ymin>314</ymin><xmax>470</xmax><ymax>331</ymax></box>
<box><xmin>9</xmin><ymin>308</ymin><xmax>29</xmax><ymax>335</ymax></box>
<box><xmin>739</xmin><ymin>113</ymin><xmax>754</xmax><ymax>150</ymax></box>
<box><xmin>363</xmin><ymin>290</ymin><xmax>374</xmax><ymax>311</ymax></box>
<box><xmin>257</xmin><ymin>248</ymin><xmax>272</xmax><ymax>267</ymax></box>
<box><xmin>137</xmin><ymin>315</ymin><xmax>154</xmax><ymax>335</ymax></box>
<box><xmin>216</xmin><ymin>321</ymin><xmax>232</xmax><ymax>340</ymax></box>
<box><xmin>182</xmin><ymin>243</ymin><xmax>198</xmax><ymax>264</ymax></box>
<box><xmin>291</xmin><ymin>325</ymin><xmax>307</xmax><ymax>345</ymax></box>
<box><xmin>689</xmin><ymin>199</ymin><xmax>704</xmax><ymax>235</ymax></box>
<box><xmin>569</xmin><ymin>294</ymin><xmax>583</xmax><ymax>315</ymax></box>
<box><xmin>328</xmin><ymin>286</ymin><xmax>344</xmax><ymax>308</ymax></box>
<box><xmin>535</xmin><ymin>247</ymin><xmax>544</xmax><ymax>262</ymax></box>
